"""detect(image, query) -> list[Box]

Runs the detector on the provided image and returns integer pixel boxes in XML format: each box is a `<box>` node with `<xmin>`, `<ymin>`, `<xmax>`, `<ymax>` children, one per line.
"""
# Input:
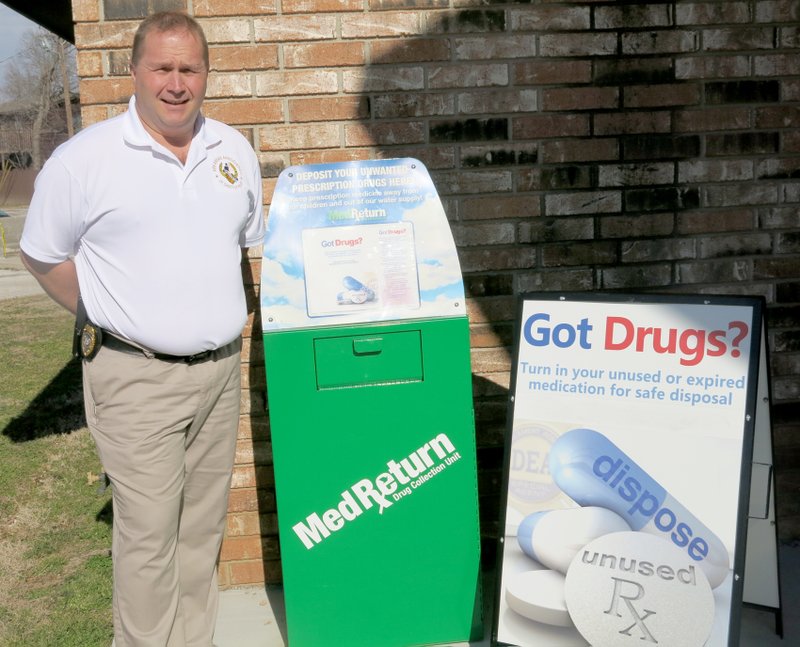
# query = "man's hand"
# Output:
<box><xmin>20</xmin><ymin>251</ymin><xmax>79</xmax><ymax>315</ymax></box>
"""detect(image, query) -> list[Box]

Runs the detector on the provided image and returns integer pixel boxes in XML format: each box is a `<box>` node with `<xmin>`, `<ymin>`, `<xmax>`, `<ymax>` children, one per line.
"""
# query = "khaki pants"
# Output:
<box><xmin>83</xmin><ymin>338</ymin><xmax>241</xmax><ymax>647</ymax></box>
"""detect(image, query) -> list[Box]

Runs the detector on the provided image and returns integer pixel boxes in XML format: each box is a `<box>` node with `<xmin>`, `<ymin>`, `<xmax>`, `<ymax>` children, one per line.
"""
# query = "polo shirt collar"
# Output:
<box><xmin>122</xmin><ymin>95</ymin><xmax>221</xmax><ymax>158</ymax></box>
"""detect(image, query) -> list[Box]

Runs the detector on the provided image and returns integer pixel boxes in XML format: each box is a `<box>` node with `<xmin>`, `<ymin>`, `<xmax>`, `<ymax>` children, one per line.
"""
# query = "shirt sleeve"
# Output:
<box><xmin>20</xmin><ymin>154</ymin><xmax>86</xmax><ymax>263</ymax></box>
<box><xmin>240</xmin><ymin>149</ymin><xmax>266</xmax><ymax>248</ymax></box>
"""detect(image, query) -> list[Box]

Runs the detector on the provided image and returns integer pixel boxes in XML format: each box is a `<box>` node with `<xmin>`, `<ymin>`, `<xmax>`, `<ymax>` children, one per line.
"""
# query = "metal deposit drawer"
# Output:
<box><xmin>314</xmin><ymin>330</ymin><xmax>423</xmax><ymax>389</ymax></box>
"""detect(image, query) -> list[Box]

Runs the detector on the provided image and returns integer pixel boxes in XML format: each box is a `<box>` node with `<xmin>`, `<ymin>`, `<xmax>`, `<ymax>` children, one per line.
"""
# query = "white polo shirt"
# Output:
<box><xmin>21</xmin><ymin>96</ymin><xmax>265</xmax><ymax>355</ymax></box>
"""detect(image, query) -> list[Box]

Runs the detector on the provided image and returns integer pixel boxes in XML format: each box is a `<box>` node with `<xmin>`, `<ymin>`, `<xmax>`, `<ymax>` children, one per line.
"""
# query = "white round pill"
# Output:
<box><xmin>505</xmin><ymin>569</ymin><xmax>574</xmax><ymax>628</ymax></box>
<box><xmin>518</xmin><ymin>506</ymin><xmax>631</xmax><ymax>573</ymax></box>
<box><xmin>565</xmin><ymin>531</ymin><xmax>715</xmax><ymax>647</ymax></box>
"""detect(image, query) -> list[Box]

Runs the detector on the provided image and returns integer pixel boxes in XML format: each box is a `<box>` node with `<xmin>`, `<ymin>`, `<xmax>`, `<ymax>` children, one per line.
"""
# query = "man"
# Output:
<box><xmin>20</xmin><ymin>12</ymin><xmax>265</xmax><ymax>646</ymax></box>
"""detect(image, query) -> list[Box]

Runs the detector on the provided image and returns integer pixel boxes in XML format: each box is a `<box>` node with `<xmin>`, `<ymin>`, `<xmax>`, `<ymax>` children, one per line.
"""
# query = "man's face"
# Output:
<box><xmin>130</xmin><ymin>28</ymin><xmax>208</xmax><ymax>147</ymax></box>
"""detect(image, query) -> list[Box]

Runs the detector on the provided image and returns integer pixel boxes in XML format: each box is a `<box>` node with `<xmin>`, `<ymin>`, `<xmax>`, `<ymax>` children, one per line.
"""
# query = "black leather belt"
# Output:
<box><xmin>73</xmin><ymin>297</ymin><xmax>214</xmax><ymax>364</ymax></box>
<box><xmin>101</xmin><ymin>333</ymin><xmax>214</xmax><ymax>364</ymax></box>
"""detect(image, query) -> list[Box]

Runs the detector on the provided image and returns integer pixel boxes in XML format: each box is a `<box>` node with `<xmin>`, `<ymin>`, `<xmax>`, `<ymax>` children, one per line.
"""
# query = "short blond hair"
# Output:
<box><xmin>131</xmin><ymin>11</ymin><xmax>209</xmax><ymax>69</ymax></box>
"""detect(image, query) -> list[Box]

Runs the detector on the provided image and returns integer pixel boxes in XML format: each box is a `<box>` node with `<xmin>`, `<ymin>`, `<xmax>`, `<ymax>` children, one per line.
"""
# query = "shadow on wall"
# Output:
<box><xmin>245</xmin><ymin>2</ymin><xmax>724</xmax><ymax>578</ymax></box>
<box><xmin>242</xmin><ymin>259</ymin><xmax>281</xmax><ymax>582</ymax></box>
<box><xmin>352</xmin><ymin>2</ymin><xmax>713</xmax><ymax>550</ymax></box>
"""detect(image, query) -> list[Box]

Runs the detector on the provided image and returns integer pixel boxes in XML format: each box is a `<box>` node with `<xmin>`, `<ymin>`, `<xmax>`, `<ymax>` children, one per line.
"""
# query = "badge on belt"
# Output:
<box><xmin>73</xmin><ymin>296</ymin><xmax>103</xmax><ymax>360</ymax></box>
<box><xmin>79</xmin><ymin>322</ymin><xmax>103</xmax><ymax>360</ymax></box>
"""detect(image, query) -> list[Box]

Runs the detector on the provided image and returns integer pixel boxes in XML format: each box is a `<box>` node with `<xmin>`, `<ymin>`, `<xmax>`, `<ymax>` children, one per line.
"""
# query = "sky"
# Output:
<box><xmin>0</xmin><ymin>4</ymin><xmax>39</xmax><ymax>70</ymax></box>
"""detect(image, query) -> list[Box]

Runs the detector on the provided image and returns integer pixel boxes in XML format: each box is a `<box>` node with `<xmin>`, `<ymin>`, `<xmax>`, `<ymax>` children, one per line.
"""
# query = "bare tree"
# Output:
<box><xmin>1</xmin><ymin>28</ymin><xmax>78</xmax><ymax>169</ymax></box>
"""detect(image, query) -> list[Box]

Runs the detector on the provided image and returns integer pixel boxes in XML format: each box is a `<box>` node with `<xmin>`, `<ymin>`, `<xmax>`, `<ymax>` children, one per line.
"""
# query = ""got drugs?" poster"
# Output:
<box><xmin>496</xmin><ymin>293</ymin><xmax>763</xmax><ymax>647</ymax></box>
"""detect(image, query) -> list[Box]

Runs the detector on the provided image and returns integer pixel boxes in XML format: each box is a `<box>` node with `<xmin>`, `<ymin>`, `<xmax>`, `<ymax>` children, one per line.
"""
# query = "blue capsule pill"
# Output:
<box><xmin>548</xmin><ymin>428</ymin><xmax>730</xmax><ymax>589</ymax></box>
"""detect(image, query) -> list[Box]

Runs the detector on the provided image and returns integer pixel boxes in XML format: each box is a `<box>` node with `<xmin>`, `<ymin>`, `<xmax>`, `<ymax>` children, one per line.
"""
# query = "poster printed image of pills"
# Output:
<box><xmin>497</xmin><ymin>429</ymin><xmax>733</xmax><ymax>646</ymax></box>
<box><xmin>548</xmin><ymin>428</ymin><xmax>730</xmax><ymax>589</ymax></box>
<box><xmin>499</xmin><ymin>507</ymin><xmax>630</xmax><ymax>646</ymax></box>
<box><xmin>564</xmin><ymin>531</ymin><xmax>715</xmax><ymax>647</ymax></box>
<box><xmin>499</xmin><ymin>556</ymin><xmax>589</xmax><ymax>647</ymax></box>
<box><xmin>517</xmin><ymin>507</ymin><xmax>631</xmax><ymax>574</ymax></box>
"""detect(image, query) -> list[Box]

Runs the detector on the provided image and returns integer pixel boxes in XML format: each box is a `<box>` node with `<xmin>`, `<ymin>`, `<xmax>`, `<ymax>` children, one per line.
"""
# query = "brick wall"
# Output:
<box><xmin>71</xmin><ymin>0</ymin><xmax>800</xmax><ymax>585</ymax></box>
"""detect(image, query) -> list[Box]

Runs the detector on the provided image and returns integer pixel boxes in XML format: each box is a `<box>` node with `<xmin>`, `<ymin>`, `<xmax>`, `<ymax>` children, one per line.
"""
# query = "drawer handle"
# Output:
<box><xmin>353</xmin><ymin>337</ymin><xmax>383</xmax><ymax>355</ymax></box>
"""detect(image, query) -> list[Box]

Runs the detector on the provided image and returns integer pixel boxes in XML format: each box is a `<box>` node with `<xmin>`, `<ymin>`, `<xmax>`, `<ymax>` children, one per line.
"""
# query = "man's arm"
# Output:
<box><xmin>20</xmin><ymin>251</ymin><xmax>79</xmax><ymax>315</ymax></box>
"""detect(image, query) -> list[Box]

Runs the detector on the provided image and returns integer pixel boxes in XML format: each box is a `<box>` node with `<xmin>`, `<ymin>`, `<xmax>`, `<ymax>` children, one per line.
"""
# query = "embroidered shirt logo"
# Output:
<box><xmin>214</xmin><ymin>157</ymin><xmax>241</xmax><ymax>187</ymax></box>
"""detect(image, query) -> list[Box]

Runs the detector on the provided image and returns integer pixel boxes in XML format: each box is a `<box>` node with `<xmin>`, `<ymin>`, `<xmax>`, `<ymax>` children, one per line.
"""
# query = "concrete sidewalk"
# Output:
<box><xmin>0</xmin><ymin>205</ymin><xmax>43</xmax><ymax>299</ymax></box>
<box><xmin>213</xmin><ymin>542</ymin><xmax>798</xmax><ymax>646</ymax></box>
<box><xmin>0</xmin><ymin>266</ymin><xmax>42</xmax><ymax>298</ymax></box>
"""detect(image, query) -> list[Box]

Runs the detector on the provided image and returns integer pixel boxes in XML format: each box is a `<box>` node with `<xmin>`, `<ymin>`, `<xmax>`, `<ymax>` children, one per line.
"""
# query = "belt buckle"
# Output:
<box><xmin>185</xmin><ymin>350</ymin><xmax>211</xmax><ymax>364</ymax></box>
<box><xmin>80</xmin><ymin>323</ymin><xmax>103</xmax><ymax>360</ymax></box>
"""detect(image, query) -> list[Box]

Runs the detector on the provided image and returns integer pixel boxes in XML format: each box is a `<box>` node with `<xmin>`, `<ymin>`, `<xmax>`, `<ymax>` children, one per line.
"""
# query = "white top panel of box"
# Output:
<box><xmin>261</xmin><ymin>158</ymin><xmax>466</xmax><ymax>331</ymax></box>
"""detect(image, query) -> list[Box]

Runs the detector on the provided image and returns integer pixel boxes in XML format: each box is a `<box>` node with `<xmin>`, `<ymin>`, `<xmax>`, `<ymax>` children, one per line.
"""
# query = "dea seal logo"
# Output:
<box><xmin>214</xmin><ymin>157</ymin><xmax>242</xmax><ymax>188</ymax></box>
<box><xmin>508</xmin><ymin>423</ymin><xmax>561</xmax><ymax>511</ymax></box>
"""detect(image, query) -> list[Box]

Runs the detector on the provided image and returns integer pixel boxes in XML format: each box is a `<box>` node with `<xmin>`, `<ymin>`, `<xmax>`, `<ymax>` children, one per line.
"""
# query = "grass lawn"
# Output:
<box><xmin>0</xmin><ymin>295</ymin><xmax>113</xmax><ymax>646</ymax></box>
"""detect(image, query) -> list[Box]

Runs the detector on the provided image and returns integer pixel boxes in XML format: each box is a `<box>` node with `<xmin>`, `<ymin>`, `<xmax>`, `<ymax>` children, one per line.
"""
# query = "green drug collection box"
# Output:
<box><xmin>260</xmin><ymin>159</ymin><xmax>483</xmax><ymax>646</ymax></box>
